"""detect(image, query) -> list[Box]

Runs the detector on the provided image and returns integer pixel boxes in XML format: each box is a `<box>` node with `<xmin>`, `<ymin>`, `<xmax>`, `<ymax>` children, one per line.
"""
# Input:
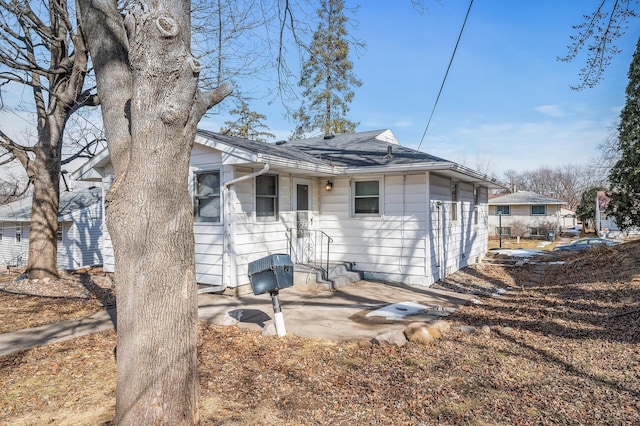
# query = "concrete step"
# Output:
<box><xmin>293</xmin><ymin>262</ymin><xmax>362</xmax><ymax>291</ymax></box>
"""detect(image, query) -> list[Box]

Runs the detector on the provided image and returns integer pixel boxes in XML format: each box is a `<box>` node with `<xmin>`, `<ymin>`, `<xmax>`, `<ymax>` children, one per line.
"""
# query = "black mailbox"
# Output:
<box><xmin>247</xmin><ymin>254</ymin><xmax>294</xmax><ymax>296</ymax></box>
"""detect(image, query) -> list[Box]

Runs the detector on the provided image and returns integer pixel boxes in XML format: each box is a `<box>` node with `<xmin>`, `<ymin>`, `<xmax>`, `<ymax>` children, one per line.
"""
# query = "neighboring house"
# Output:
<box><xmin>560</xmin><ymin>207</ymin><xmax>577</xmax><ymax>229</ymax></box>
<box><xmin>0</xmin><ymin>187</ymin><xmax>103</xmax><ymax>270</ymax></box>
<box><xmin>72</xmin><ymin>129</ymin><xmax>506</xmax><ymax>292</ymax></box>
<box><xmin>488</xmin><ymin>191</ymin><xmax>565</xmax><ymax>239</ymax></box>
<box><xmin>595</xmin><ymin>191</ymin><xmax>640</xmax><ymax>238</ymax></box>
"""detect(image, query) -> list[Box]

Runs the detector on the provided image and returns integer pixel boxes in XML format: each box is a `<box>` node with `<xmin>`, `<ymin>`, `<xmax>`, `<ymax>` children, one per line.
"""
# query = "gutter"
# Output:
<box><xmin>344</xmin><ymin>162</ymin><xmax>508</xmax><ymax>189</ymax></box>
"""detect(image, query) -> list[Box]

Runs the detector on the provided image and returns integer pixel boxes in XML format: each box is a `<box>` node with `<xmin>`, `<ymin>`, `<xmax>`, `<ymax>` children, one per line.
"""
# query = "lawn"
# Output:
<box><xmin>1</xmin><ymin>241</ymin><xmax>639</xmax><ymax>425</ymax></box>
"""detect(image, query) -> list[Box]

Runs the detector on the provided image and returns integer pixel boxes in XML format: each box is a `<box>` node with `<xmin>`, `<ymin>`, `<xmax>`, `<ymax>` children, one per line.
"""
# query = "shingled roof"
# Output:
<box><xmin>488</xmin><ymin>191</ymin><xmax>565</xmax><ymax>205</ymax></box>
<box><xmin>0</xmin><ymin>187</ymin><xmax>101</xmax><ymax>221</ymax></box>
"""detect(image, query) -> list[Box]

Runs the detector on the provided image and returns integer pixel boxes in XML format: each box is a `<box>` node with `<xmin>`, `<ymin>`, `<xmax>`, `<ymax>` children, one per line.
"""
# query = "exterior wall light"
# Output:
<box><xmin>325</xmin><ymin>180</ymin><xmax>333</xmax><ymax>191</ymax></box>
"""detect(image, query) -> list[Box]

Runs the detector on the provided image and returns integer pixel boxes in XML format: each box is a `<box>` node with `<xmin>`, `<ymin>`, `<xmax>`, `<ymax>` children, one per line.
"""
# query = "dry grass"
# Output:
<box><xmin>1</xmin><ymin>241</ymin><xmax>640</xmax><ymax>425</ymax></box>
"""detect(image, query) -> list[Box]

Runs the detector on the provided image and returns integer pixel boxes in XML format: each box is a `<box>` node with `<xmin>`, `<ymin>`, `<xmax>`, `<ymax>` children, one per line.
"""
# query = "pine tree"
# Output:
<box><xmin>220</xmin><ymin>99</ymin><xmax>275</xmax><ymax>142</ymax></box>
<box><xmin>292</xmin><ymin>0</ymin><xmax>362</xmax><ymax>136</ymax></box>
<box><xmin>576</xmin><ymin>186</ymin><xmax>606</xmax><ymax>230</ymax></box>
<box><xmin>607</xmin><ymin>37</ymin><xmax>640</xmax><ymax>230</ymax></box>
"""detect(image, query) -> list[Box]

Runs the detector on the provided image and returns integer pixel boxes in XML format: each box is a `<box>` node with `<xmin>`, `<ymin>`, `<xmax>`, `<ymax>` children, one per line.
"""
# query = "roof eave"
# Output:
<box><xmin>344</xmin><ymin>162</ymin><xmax>508</xmax><ymax>188</ymax></box>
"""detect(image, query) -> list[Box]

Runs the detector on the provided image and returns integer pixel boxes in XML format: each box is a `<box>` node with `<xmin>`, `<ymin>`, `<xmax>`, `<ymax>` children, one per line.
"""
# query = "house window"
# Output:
<box><xmin>354</xmin><ymin>180</ymin><xmax>380</xmax><ymax>214</ymax></box>
<box><xmin>451</xmin><ymin>183</ymin><xmax>458</xmax><ymax>221</ymax></box>
<box><xmin>530</xmin><ymin>227</ymin><xmax>544</xmax><ymax>237</ymax></box>
<box><xmin>15</xmin><ymin>224</ymin><xmax>22</xmax><ymax>244</ymax></box>
<box><xmin>57</xmin><ymin>222</ymin><xmax>63</xmax><ymax>242</ymax></box>
<box><xmin>256</xmin><ymin>174</ymin><xmax>278</xmax><ymax>220</ymax></box>
<box><xmin>531</xmin><ymin>205</ymin><xmax>546</xmax><ymax>216</ymax></box>
<box><xmin>0</xmin><ymin>222</ymin><xmax>3</xmax><ymax>242</ymax></box>
<box><xmin>496</xmin><ymin>226</ymin><xmax>511</xmax><ymax>237</ymax></box>
<box><xmin>473</xmin><ymin>187</ymin><xmax>480</xmax><ymax>225</ymax></box>
<box><xmin>194</xmin><ymin>171</ymin><xmax>221</xmax><ymax>222</ymax></box>
<box><xmin>496</xmin><ymin>205</ymin><xmax>510</xmax><ymax>215</ymax></box>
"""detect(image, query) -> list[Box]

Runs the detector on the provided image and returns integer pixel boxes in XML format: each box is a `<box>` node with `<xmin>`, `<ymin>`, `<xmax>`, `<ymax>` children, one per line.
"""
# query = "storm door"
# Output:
<box><xmin>292</xmin><ymin>178</ymin><xmax>313</xmax><ymax>264</ymax></box>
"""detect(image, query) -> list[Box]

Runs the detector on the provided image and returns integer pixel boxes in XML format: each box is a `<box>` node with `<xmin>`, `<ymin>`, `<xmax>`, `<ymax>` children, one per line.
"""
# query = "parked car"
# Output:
<box><xmin>553</xmin><ymin>237</ymin><xmax>620</xmax><ymax>252</ymax></box>
<box><xmin>560</xmin><ymin>226</ymin><xmax>583</xmax><ymax>237</ymax></box>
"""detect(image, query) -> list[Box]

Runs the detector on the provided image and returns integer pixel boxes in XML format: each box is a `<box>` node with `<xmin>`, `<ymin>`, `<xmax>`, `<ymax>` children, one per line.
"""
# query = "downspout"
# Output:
<box><xmin>222</xmin><ymin>163</ymin><xmax>270</xmax><ymax>291</ymax></box>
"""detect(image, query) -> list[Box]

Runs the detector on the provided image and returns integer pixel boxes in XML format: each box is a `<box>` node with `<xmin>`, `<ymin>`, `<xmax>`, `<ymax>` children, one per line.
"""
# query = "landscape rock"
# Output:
<box><xmin>453</xmin><ymin>325</ymin><xmax>477</xmax><ymax>334</ymax></box>
<box><xmin>404</xmin><ymin>322</ymin><xmax>434</xmax><ymax>344</ymax></box>
<box><xmin>373</xmin><ymin>330</ymin><xmax>408</xmax><ymax>347</ymax></box>
<box><xmin>358</xmin><ymin>339</ymin><xmax>373</xmax><ymax>349</ymax></box>
<box><xmin>480</xmin><ymin>325</ymin><xmax>491</xmax><ymax>335</ymax></box>
<box><xmin>429</xmin><ymin>319</ymin><xmax>451</xmax><ymax>334</ymax></box>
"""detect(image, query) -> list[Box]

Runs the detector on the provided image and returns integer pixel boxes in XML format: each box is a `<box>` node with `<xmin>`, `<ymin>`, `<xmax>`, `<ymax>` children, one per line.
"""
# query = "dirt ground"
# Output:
<box><xmin>1</xmin><ymin>242</ymin><xmax>639</xmax><ymax>425</ymax></box>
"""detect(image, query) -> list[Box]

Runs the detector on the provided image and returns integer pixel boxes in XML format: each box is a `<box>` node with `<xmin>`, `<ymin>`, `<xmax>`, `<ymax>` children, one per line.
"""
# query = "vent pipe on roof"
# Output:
<box><xmin>323</xmin><ymin>134</ymin><xmax>335</xmax><ymax>139</ymax></box>
<box><xmin>275</xmin><ymin>140</ymin><xmax>286</xmax><ymax>145</ymax></box>
<box><xmin>383</xmin><ymin>145</ymin><xmax>393</xmax><ymax>159</ymax></box>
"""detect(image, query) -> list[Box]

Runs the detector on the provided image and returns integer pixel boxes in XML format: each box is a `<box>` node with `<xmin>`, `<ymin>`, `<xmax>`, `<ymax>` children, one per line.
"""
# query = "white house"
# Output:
<box><xmin>596</xmin><ymin>190</ymin><xmax>640</xmax><ymax>238</ymax></box>
<box><xmin>488</xmin><ymin>191</ymin><xmax>566</xmax><ymax>239</ymax></box>
<box><xmin>0</xmin><ymin>187</ymin><xmax>103</xmax><ymax>270</ymax></box>
<box><xmin>72</xmin><ymin>129</ymin><xmax>506</xmax><ymax>293</ymax></box>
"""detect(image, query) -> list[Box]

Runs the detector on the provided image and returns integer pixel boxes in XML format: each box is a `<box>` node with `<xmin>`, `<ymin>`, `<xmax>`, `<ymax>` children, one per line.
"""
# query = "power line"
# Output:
<box><xmin>417</xmin><ymin>0</ymin><xmax>474</xmax><ymax>152</ymax></box>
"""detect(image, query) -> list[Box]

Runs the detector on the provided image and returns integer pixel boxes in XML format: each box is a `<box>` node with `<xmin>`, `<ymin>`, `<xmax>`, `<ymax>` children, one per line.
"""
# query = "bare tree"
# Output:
<box><xmin>78</xmin><ymin>1</ymin><xmax>232</xmax><ymax>422</ymax></box>
<box><xmin>560</xmin><ymin>0</ymin><xmax>639</xmax><ymax>90</ymax></box>
<box><xmin>506</xmin><ymin>164</ymin><xmax>607</xmax><ymax>210</ymax></box>
<box><xmin>0</xmin><ymin>1</ymin><xmax>98</xmax><ymax>279</ymax></box>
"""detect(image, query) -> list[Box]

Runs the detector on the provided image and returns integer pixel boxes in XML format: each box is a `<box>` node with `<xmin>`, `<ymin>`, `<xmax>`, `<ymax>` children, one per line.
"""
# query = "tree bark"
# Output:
<box><xmin>25</xmin><ymin>131</ymin><xmax>62</xmax><ymax>279</ymax></box>
<box><xmin>79</xmin><ymin>1</ymin><xmax>231</xmax><ymax>423</ymax></box>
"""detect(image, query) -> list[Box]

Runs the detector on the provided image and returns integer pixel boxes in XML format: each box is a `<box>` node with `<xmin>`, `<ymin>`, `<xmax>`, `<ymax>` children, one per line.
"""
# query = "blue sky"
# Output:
<box><xmin>0</xmin><ymin>1</ymin><xmax>637</xmax><ymax>181</ymax></box>
<box><xmin>200</xmin><ymin>0</ymin><xmax>638</xmax><ymax>178</ymax></box>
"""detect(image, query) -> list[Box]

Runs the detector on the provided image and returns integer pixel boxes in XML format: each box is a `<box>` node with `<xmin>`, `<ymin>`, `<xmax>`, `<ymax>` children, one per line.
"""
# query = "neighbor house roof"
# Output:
<box><xmin>488</xmin><ymin>191</ymin><xmax>566</xmax><ymax>206</ymax></box>
<box><xmin>0</xmin><ymin>187</ymin><xmax>101</xmax><ymax>221</ymax></box>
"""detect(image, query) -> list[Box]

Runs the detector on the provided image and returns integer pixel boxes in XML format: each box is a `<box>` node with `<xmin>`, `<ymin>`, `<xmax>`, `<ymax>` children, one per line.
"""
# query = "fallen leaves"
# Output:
<box><xmin>1</xmin><ymin>241</ymin><xmax>640</xmax><ymax>424</ymax></box>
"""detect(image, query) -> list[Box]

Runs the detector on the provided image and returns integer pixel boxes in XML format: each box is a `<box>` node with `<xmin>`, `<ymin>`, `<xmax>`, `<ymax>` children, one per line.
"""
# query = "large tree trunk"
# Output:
<box><xmin>25</xmin><ymin>125</ymin><xmax>63</xmax><ymax>280</ymax></box>
<box><xmin>79</xmin><ymin>1</ymin><xmax>231</xmax><ymax>423</ymax></box>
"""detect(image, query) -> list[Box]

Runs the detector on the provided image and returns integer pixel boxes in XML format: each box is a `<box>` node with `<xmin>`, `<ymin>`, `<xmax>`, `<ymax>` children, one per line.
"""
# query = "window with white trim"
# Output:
<box><xmin>256</xmin><ymin>174</ymin><xmax>278</xmax><ymax>220</ymax></box>
<box><xmin>496</xmin><ymin>226</ymin><xmax>512</xmax><ymax>236</ymax></box>
<box><xmin>15</xmin><ymin>224</ymin><xmax>22</xmax><ymax>244</ymax></box>
<box><xmin>57</xmin><ymin>222</ymin><xmax>63</xmax><ymax>241</ymax></box>
<box><xmin>530</xmin><ymin>227</ymin><xmax>544</xmax><ymax>237</ymax></box>
<box><xmin>354</xmin><ymin>180</ymin><xmax>380</xmax><ymax>215</ymax></box>
<box><xmin>0</xmin><ymin>222</ymin><xmax>3</xmax><ymax>242</ymax></box>
<box><xmin>194</xmin><ymin>171</ymin><xmax>221</xmax><ymax>222</ymax></box>
<box><xmin>451</xmin><ymin>183</ymin><xmax>458</xmax><ymax>221</ymax></box>
<box><xmin>496</xmin><ymin>205</ymin><xmax>511</xmax><ymax>215</ymax></box>
<box><xmin>531</xmin><ymin>205</ymin><xmax>546</xmax><ymax>215</ymax></box>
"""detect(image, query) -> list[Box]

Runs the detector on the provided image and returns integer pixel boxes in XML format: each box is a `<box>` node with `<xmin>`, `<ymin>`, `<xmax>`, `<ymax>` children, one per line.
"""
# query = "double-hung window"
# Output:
<box><xmin>451</xmin><ymin>183</ymin><xmax>458</xmax><ymax>221</ymax></box>
<box><xmin>531</xmin><ymin>205</ymin><xmax>546</xmax><ymax>216</ymax></box>
<box><xmin>256</xmin><ymin>174</ymin><xmax>278</xmax><ymax>220</ymax></box>
<box><xmin>354</xmin><ymin>180</ymin><xmax>380</xmax><ymax>215</ymax></box>
<box><xmin>496</xmin><ymin>205</ymin><xmax>510</xmax><ymax>215</ymax></box>
<box><xmin>194</xmin><ymin>171</ymin><xmax>221</xmax><ymax>222</ymax></box>
<box><xmin>15</xmin><ymin>224</ymin><xmax>22</xmax><ymax>244</ymax></box>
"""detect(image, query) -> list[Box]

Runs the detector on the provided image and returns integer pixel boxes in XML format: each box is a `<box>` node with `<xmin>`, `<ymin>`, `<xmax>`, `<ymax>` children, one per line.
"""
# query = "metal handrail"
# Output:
<box><xmin>287</xmin><ymin>227</ymin><xmax>333</xmax><ymax>280</ymax></box>
<box><xmin>6</xmin><ymin>251</ymin><xmax>26</xmax><ymax>268</ymax></box>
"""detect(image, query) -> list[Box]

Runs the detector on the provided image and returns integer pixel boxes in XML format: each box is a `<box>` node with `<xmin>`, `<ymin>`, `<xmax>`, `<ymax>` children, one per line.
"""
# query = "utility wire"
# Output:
<box><xmin>417</xmin><ymin>0</ymin><xmax>474</xmax><ymax>152</ymax></box>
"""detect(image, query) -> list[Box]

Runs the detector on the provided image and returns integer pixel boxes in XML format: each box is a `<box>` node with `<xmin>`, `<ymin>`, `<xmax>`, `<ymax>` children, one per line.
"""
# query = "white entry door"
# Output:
<box><xmin>292</xmin><ymin>178</ymin><xmax>313</xmax><ymax>263</ymax></box>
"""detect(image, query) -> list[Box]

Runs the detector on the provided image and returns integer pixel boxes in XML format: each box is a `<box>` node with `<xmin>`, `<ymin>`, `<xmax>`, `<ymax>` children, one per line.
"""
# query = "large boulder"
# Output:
<box><xmin>373</xmin><ymin>330</ymin><xmax>408</xmax><ymax>347</ymax></box>
<box><xmin>404</xmin><ymin>322</ymin><xmax>438</xmax><ymax>344</ymax></box>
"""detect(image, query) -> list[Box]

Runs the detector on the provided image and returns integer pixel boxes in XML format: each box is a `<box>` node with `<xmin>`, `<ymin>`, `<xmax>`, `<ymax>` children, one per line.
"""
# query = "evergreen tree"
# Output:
<box><xmin>607</xmin><ymin>37</ymin><xmax>640</xmax><ymax>230</ymax></box>
<box><xmin>575</xmin><ymin>186</ymin><xmax>606</xmax><ymax>230</ymax></box>
<box><xmin>220</xmin><ymin>99</ymin><xmax>275</xmax><ymax>142</ymax></box>
<box><xmin>293</xmin><ymin>0</ymin><xmax>362</xmax><ymax>136</ymax></box>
